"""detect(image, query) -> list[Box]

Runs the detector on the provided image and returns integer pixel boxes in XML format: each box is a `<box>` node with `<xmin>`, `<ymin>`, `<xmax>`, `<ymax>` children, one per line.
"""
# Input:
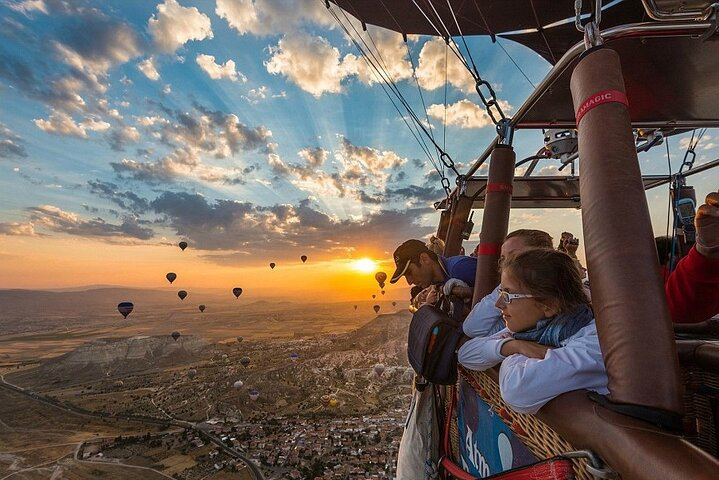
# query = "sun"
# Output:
<box><xmin>352</xmin><ymin>258</ymin><xmax>378</xmax><ymax>273</ymax></box>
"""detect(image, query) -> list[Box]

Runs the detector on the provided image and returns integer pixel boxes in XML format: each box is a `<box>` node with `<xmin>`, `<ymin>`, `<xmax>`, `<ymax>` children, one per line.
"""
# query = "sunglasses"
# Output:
<box><xmin>497</xmin><ymin>288</ymin><xmax>536</xmax><ymax>304</ymax></box>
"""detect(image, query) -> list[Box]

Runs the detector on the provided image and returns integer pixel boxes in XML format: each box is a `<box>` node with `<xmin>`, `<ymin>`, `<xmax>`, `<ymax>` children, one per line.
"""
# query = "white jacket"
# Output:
<box><xmin>457</xmin><ymin>320</ymin><xmax>609</xmax><ymax>414</ymax></box>
<box><xmin>462</xmin><ymin>285</ymin><xmax>504</xmax><ymax>338</ymax></box>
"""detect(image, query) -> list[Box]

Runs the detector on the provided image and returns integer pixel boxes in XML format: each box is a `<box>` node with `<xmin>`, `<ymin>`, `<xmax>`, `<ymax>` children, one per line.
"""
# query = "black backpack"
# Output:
<box><xmin>407</xmin><ymin>297</ymin><xmax>464</xmax><ymax>385</ymax></box>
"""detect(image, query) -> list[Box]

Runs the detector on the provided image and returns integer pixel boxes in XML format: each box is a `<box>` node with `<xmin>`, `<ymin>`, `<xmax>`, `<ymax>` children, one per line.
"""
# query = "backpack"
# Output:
<box><xmin>407</xmin><ymin>297</ymin><xmax>464</xmax><ymax>385</ymax></box>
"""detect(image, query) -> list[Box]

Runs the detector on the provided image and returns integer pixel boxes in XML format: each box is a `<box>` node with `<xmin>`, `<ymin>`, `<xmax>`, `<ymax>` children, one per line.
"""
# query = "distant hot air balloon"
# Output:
<box><xmin>375</xmin><ymin>272</ymin><xmax>387</xmax><ymax>287</ymax></box>
<box><xmin>236</xmin><ymin>336</ymin><xmax>244</xmax><ymax>344</ymax></box>
<box><xmin>269</xmin><ymin>262</ymin><xmax>276</xmax><ymax>269</ymax></box>
<box><xmin>199</xmin><ymin>304</ymin><xmax>206</xmax><ymax>312</ymax></box>
<box><xmin>381</xmin><ymin>290</ymin><xmax>385</xmax><ymax>295</ymax></box>
<box><xmin>113</xmin><ymin>380</ymin><xmax>124</xmax><ymax>388</ymax></box>
<box><xmin>233</xmin><ymin>380</ymin><xmax>244</xmax><ymax>389</ymax></box>
<box><xmin>177</xmin><ymin>290</ymin><xmax>187</xmax><ymax>300</ymax></box>
<box><xmin>300</xmin><ymin>255</ymin><xmax>307</xmax><ymax>263</ymax></box>
<box><xmin>240</xmin><ymin>356</ymin><xmax>251</xmax><ymax>368</ymax></box>
<box><xmin>232</xmin><ymin>287</ymin><xmax>243</xmax><ymax>299</ymax></box>
<box><xmin>171</xmin><ymin>331</ymin><xmax>181</xmax><ymax>341</ymax></box>
<box><xmin>353</xmin><ymin>305</ymin><xmax>358</xmax><ymax>310</ymax></box>
<box><xmin>321</xmin><ymin>394</ymin><xmax>330</xmax><ymax>403</ymax></box>
<box><xmin>374</xmin><ymin>363</ymin><xmax>385</xmax><ymax>376</ymax></box>
<box><xmin>179</xmin><ymin>241</ymin><xmax>188</xmax><ymax>251</ymax></box>
<box><xmin>373</xmin><ymin>304</ymin><xmax>380</xmax><ymax>314</ymax></box>
<box><xmin>248</xmin><ymin>388</ymin><xmax>260</xmax><ymax>401</ymax></box>
<box><xmin>392</xmin><ymin>301</ymin><xmax>397</xmax><ymax>307</ymax></box>
<box><xmin>187</xmin><ymin>368</ymin><xmax>197</xmax><ymax>379</ymax></box>
<box><xmin>290</xmin><ymin>352</ymin><xmax>299</xmax><ymax>362</ymax></box>
<box><xmin>166</xmin><ymin>272</ymin><xmax>177</xmax><ymax>284</ymax></box>
<box><xmin>371</xmin><ymin>294</ymin><xmax>376</xmax><ymax>299</ymax></box>
<box><xmin>329</xmin><ymin>398</ymin><xmax>338</xmax><ymax>407</ymax></box>
<box><xmin>221</xmin><ymin>354</ymin><xmax>228</xmax><ymax>360</ymax></box>
<box><xmin>117</xmin><ymin>302</ymin><xmax>134</xmax><ymax>319</ymax></box>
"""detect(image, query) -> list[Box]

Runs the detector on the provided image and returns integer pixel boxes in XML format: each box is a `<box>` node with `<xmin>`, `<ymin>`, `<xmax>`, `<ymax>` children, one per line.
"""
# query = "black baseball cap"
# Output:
<box><xmin>390</xmin><ymin>239</ymin><xmax>431</xmax><ymax>284</ymax></box>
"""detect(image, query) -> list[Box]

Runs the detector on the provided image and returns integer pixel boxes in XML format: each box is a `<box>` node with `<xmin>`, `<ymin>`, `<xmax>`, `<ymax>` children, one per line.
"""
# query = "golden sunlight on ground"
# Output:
<box><xmin>351</xmin><ymin>258</ymin><xmax>378</xmax><ymax>273</ymax></box>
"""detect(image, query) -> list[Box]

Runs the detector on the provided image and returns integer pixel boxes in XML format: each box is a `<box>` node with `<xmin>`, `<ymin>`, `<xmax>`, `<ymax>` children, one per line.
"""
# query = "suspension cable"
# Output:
<box><xmin>327</xmin><ymin>2</ymin><xmax>461</xmax><ymax>194</ymax></box>
<box><xmin>325</xmin><ymin>5</ymin><xmax>437</xmax><ymax>169</ymax></box>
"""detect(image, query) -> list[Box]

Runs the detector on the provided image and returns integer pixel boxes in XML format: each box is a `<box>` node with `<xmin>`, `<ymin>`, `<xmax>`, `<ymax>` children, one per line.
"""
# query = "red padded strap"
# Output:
<box><xmin>477</xmin><ymin>243</ymin><xmax>502</xmax><ymax>256</ymax></box>
<box><xmin>487</xmin><ymin>182</ymin><xmax>513</xmax><ymax>194</ymax></box>
<box><xmin>575</xmin><ymin>89</ymin><xmax>629</xmax><ymax>125</ymax></box>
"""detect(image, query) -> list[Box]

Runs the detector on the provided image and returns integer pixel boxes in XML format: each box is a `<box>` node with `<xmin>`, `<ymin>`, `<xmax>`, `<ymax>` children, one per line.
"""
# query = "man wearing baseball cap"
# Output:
<box><xmin>390</xmin><ymin>239</ymin><xmax>477</xmax><ymax>301</ymax></box>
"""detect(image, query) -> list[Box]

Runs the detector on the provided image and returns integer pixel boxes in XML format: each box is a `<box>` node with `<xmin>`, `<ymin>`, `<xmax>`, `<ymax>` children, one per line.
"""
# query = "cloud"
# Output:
<box><xmin>427</xmin><ymin>98</ymin><xmax>513</xmax><ymax>129</ymax></box>
<box><xmin>28</xmin><ymin>205</ymin><xmax>154</xmax><ymax>240</ymax></box>
<box><xmin>137</xmin><ymin>56</ymin><xmax>160</xmax><ymax>81</ymax></box>
<box><xmin>6</xmin><ymin>0</ymin><xmax>47</xmax><ymax>14</ymax></box>
<box><xmin>415</xmin><ymin>37</ymin><xmax>477</xmax><ymax>94</ymax></box>
<box><xmin>270</xmin><ymin>137</ymin><xmax>408</xmax><ymax>205</ymax></box>
<box><xmin>150</xmin><ymin>191</ymin><xmax>434</xmax><ymax>255</ymax></box>
<box><xmin>196</xmin><ymin>54</ymin><xmax>246</xmax><ymax>82</ymax></box>
<box><xmin>215</xmin><ymin>0</ymin><xmax>333</xmax><ymax>36</ymax></box>
<box><xmin>106</xmin><ymin>126</ymin><xmax>141</xmax><ymax>151</ymax></box>
<box><xmin>266</xmin><ymin>32</ymin><xmax>358</xmax><ymax>97</ymax></box>
<box><xmin>0</xmin><ymin>124</ymin><xmax>28</xmax><ymax>159</ymax></box>
<box><xmin>87</xmin><ymin>179</ymin><xmax>150</xmax><ymax>213</ymax></box>
<box><xmin>0</xmin><ymin>222</ymin><xmax>36</xmax><ymax>236</ymax></box>
<box><xmin>33</xmin><ymin>110</ymin><xmax>87</xmax><ymax>137</ymax></box>
<box><xmin>148</xmin><ymin>0</ymin><xmax>213</xmax><ymax>54</ymax></box>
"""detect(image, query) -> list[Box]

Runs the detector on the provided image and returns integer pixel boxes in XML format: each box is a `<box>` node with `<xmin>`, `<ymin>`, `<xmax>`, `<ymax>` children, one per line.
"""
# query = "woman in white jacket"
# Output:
<box><xmin>458</xmin><ymin>249</ymin><xmax>608</xmax><ymax>414</ymax></box>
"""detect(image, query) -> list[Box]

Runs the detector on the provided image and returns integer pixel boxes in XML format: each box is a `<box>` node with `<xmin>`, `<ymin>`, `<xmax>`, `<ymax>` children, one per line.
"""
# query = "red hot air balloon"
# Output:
<box><xmin>381</xmin><ymin>290</ymin><xmax>385</xmax><ymax>295</ymax></box>
<box><xmin>269</xmin><ymin>262</ymin><xmax>276</xmax><ymax>269</ymax></box>
<box><xmin>300</xmin><ymin>255</ymin><xmax>307</xmax><ymax>263</ymax></box>
<box><xmin>373</xmin><ymin>304</ymin><xmax>380</xmax><ymax>314</ymax></box>
<box><xmin>117</xmin><ymin>302</ymin><xmax>134</xmax><ymax>319</ymax></box>
<box><xmin>232</xmin><ymin>287</ymin><xmax>243</xmax><ymax>298</ymax></box>
<box><xmin>375</xmin><ymin>271</ymin><xmax>387</xmax><ymax>287</ymax></box>
<box><xmin>178</xmin><ymin>241</ymin><xmax>188</xmax><ymax>251</ymax></box>
<box><xmin>392</xmin><ymin>301</ymin><xmax>397</xmax><ymax>307</ymax></box>
<box><xmin>353</xmin><ymin>305</ymin><xmax>358</xmax><ymax>310</ymax></box>
<box><xmin>371</xmin><ymin>294</ymin><xmax>376</xmax><ymax>299</ymax></box>
<box><xmin>177</xmin><ymin>290</ymin><xmax>187</xmax><ymax>300</ymax></box>
<box><xmin>171</xmin><ymin>331</ymin><xmax>181</xmax><ymax>341</ymax></box>
<box><xmin>199</xmin><ymin>305</ymin><xmax>206</xmax><ymax>312</ymax></box>
<box><xmin>166</xmin><ymin>272</ymin><xmax>177</xmax><ymax>284</ymax></box>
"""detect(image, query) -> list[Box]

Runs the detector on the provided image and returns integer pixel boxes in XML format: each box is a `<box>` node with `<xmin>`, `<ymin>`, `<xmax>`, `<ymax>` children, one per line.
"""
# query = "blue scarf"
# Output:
<box><xmin>513</xmin><ymin>304</ymin><xmax>594</xmax><ymax>348</ymax></box>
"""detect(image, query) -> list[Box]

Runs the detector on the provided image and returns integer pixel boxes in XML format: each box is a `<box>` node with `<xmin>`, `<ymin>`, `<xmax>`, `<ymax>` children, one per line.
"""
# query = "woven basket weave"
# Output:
<box><xmin>457</xmin><ymin>366</ymin><xmax>592</xmax><ymax>480</ymax></box>
<box><xmin>681</xmin><ymin>364</ymin><xmax>719</xmax><ymax>456</ymax></box>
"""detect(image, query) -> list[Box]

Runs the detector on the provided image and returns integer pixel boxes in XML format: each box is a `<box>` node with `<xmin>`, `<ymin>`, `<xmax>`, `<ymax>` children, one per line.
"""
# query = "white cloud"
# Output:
<box><xmin>33</xmin><ymin>111</ymin><xmax>88</xmax><ymax>138</ymax></box>
<box><xmin>138</xmin><ymin>57</ymin><xmax>160</xmax><ymax>81</ymax></box>
<box><xmin>341</xmin><ymin>26</ymin><xmax>413</xmax><ymax>86</ymax></box>
<box><xmin>196</xmin><ymin>54</ymin><xmax>246</xmax><ymax>82</ymax></box>
<box><xmin>415</xmin><ymin>37</ymin><xmax>477</xmax><ymax>94</ymax></box>
<box><xmin>215</xmin><ymin>0</ymin><xmax>333</xmax><ymax>36</ymax></box>
<box><xmin>7</xmin><ymin>0</ymin><xmax>47</xmax><ymax>14</ymax></box>
<box><xmin>266</xmin><ymin>32</ymin><xmax>357</xmax><ymax>97</ymax></box>
<box><xmin>427</xmin><ymin>98</ymin><xmax>512</xmax><ymax>129</ymax></box>
<box><xmin>0</xmin><ymin>222</ymin><xmax>36</xmax><ymax>236</ymax></box>
<box><xmin>162</xmin><ymin>84</ymin><xmax>172</xmax><ymax>95</ymax></box>
<box><xmin>148</xmin><ymin>0</ymin><xmax>213</xmax><ymax>54</ymax></box>
<box><xmin>81</xmin><ymin>117</ymin><xmax>111</xmax><ymax>132</ymax></box>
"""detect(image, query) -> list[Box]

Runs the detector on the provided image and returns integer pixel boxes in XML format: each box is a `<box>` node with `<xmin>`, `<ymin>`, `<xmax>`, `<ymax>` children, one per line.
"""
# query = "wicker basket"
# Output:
<box><xmin>457</xmin><ymin>366</ymin><xmax>592</xmax><ymax>480</ymax></box>
<box><xmin>681</xmin><ymin>364</ymin><xmax>719</xmax><ymax>456</ymax></box>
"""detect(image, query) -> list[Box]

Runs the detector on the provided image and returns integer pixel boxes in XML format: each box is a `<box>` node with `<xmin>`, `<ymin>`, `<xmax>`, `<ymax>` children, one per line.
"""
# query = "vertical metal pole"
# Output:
<box><xmin>472</xmin><ymin>145</ymin><xmax>515</xmax><ymax>304</ymax></box>
<box><xmin>443</xmin><ymin>195</ymin><xmax>473</xmax><ymax>256</ymax></box>
<box><xmin>571</xmin><ymin>47</ymin><xmax>682</xmax><ymax>416</ymax></box>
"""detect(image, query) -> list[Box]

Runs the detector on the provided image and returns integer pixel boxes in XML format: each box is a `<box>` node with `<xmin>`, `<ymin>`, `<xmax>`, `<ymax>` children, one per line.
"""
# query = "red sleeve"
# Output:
<box><xmin>666</xmin><ymin>246</ymin><xmax>719</xmax><ymax>323</ymax></box>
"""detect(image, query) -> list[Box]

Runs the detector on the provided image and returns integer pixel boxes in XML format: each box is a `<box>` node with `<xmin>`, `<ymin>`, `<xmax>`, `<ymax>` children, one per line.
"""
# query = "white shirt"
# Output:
<box><xmin>457</xmin><ymin>320</ymin><xmax>609</xmax><ymax>414</ymax></box>
<box><xmin>462</xmin><ymin>285</ymin><xmax>504</xmax><ymax>338</ymax></box>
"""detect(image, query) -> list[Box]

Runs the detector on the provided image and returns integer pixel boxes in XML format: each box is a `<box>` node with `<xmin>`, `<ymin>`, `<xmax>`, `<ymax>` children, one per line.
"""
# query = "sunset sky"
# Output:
<box><xmin>1</xmin><ymin>0</ymin><xmax>717</xmax><ymax>301</ymax></box>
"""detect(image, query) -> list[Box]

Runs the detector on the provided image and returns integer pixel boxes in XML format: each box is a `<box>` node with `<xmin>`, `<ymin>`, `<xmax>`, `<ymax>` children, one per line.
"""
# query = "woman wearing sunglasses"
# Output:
<box><xmin>457</xmin><ymin>248</ymin><xmax>608</xmax><ymax>414</ymax></box>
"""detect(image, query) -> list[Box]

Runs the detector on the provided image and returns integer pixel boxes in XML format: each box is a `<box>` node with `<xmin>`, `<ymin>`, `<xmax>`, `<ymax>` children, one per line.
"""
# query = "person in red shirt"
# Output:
<box><xmin>666</xmin><ymin>190</ymin><xmax>719</xmax><ymax>323</ymax></box>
